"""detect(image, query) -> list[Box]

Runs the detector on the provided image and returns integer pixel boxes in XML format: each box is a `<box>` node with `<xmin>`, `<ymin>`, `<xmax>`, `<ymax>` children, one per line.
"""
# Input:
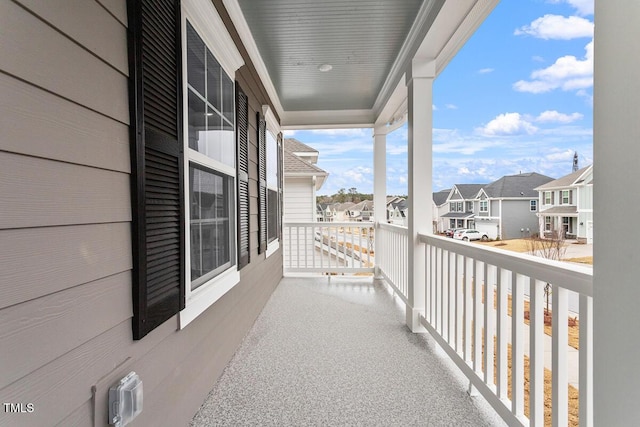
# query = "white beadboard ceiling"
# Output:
<box><xmin>226</xmin><ymin>0</ymin><xmax>498</xmax><ymax>128</ymax></box>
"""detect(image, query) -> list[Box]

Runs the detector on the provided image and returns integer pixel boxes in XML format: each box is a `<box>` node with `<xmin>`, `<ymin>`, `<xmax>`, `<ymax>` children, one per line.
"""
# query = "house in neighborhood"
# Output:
<box><xmin>2</xmin><ymin>0</ymin><xmax>636</xmax><ymax>425</ymax></box>
<box><xmin>536</xmin><ymin>165</ymin><xmax>593</xmax><ymax>243</ymax></box>
<box><xmin>347</xmin><ymin>199</ymin><xmax>374</xmax><ymax>222</ymax></box>
<box><xmin>329</xmin><ymin>202</ymin><xmax>356</xmax><ymax>222</ymax></box>
<box><xmin>474</xmin><ymin>172</ymin><xmax>554</xmax><ymax>240</ymax></box>
<box><xmin>283</xmin><ymin>138</ymin><xmax>328</xmax><ymax>222</ymax></box>
<box><xmin>386</xmin><ymin>197</ymin><xmax>408</xmax><ymax>226</ymax></box>
<box><xmin>440</xmin><ymin>184</ymin><xmax>485</xmax><ymax>231</ymax></box>
<box><xmin>432</xmin><ymin>189</ymin><xmax>450</xmax><ymax>233</ymax></box>
<box><xmin>316</xmin><ymin>203</ymin><xmax>332</xmax><ymax>222</ymax></box>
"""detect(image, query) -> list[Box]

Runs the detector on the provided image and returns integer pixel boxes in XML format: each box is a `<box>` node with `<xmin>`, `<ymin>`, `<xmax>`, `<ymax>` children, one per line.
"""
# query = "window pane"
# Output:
<box><xmin>206</xmin><ymin>51</ymin><xmax>221</xmax><ymax>111</ymax></box>
<box><xmin>268</xmin><ymin>189</ymin><xmax>277</xmax><ymax>242</ymax></box>
<box><xmin>190</xmin><ymin>166</ymin><xmax>234</xmax><ymax>288</ymax></box>
<box><xmin>267</xmin><ymin>131</ymin><xmax>278</xmax><ymax>188</ymax></box>
<box><xmin>188</xmin><ymin>90</ymin><xmax>206</xmax><ymax>152</ymax></box>
<box><xmin>222</xmin><ymin>72</ymin><xmax>234</xmax><ymax>124</ymax></box>
<box><xmin>187</xmin><ymin>22</ymin><xmax>205</xmax><ymax>96</ymax></box>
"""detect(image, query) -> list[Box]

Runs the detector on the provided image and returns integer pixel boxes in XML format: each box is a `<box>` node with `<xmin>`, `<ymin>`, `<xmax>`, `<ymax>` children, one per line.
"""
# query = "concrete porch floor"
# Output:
<box><xmin>191</xmin><ymin>276</ymin><xmax>507</xmax><ymax>426</ymax></box>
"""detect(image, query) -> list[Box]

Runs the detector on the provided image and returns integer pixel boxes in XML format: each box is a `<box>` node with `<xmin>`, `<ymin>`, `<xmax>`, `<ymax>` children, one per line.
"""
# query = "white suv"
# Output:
<box><xmin>453</xmin><ymin>229</ymin><xmax>488</xmax><ymax>241</ymax></box>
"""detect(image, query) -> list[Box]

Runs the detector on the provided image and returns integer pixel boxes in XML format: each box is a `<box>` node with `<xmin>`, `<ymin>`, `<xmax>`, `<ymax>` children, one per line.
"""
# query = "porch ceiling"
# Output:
<box><xmin>223</xmin><ymin>0</ymin><xmax>499</xmax><ymax>129</ymax></box>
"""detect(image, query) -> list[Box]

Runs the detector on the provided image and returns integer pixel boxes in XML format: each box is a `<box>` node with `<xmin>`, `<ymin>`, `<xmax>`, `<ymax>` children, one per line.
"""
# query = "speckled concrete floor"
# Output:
<box><xmin>191</xmin><ymin>276</ymin><xmax>507</xmax><ymax>427</ymax></box>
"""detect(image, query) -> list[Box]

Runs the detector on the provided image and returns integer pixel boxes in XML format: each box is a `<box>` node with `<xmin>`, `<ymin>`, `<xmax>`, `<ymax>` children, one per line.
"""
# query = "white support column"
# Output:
<box><xmin>405</xmin><ymin>58</ymin><xmax>434</xmax><ymax>332</ymax></box>
<box><xmin>373</xmin><ymin>126</ymin><xmax>388</xmax><ymax>280</ymax></box>
<box><xmin>594</xmin><ymin>2</ymin><xmax>640</xmax><ymax>425</ymax></box>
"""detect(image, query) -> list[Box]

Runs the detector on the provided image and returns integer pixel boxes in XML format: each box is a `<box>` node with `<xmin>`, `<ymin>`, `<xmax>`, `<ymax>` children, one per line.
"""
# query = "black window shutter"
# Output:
<box><xmin>236</xmin><ymin>85</ymin><xmax>250</xmax><ymax>268</ymax></box>
<box><xmin>277</xmin><ymin>132</ymin><xmax>283</xmax><ymax>241</ymax></box>
<box><xmin>128</xmin><ymin>0</ymin><xmax>184</xmax><ymax>340</ymax></box>
<box><xmin>257</xmin><ymin>113</ymin><xmax>267</xmax><ymax>253</ymax></box>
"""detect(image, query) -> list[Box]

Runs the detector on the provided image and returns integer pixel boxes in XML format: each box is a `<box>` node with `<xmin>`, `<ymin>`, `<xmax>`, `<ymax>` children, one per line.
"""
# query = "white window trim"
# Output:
<box><xmin>180</xmin><ymin>1</ymin><xmax>244</xmax><ymax>329</ymax></box>
<box><xmin>263</xmin><ymin>105</ymin><xmax>281</xmax><ymax>258</ymax></box>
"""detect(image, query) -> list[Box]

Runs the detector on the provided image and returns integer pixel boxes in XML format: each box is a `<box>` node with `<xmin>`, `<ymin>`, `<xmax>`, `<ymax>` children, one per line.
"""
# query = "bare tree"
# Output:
<box><xmin>526</xmin><ymin>229</ymin><xmax>567</xmax><ymax>316</ymax></box>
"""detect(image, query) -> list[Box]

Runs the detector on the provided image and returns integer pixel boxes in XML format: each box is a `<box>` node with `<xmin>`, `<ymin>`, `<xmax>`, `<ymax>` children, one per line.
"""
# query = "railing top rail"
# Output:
<box><xmin>419</xmin><ymin>233</ymin><xmax>593</xmax><ymax>297</ymax></box>
<box><xmin>284</xmin><ymin>221</ymin><xmax>373</xmax><ymax>227</ymax></box>
<box><xmin>377</xmin><ymin>222</ymin><xmax>409</xmax><ymax>233</ymax></box>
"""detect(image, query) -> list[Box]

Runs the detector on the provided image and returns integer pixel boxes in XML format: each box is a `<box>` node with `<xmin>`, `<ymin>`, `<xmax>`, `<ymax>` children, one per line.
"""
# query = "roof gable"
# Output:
<box><xmin>535</xmin><ymin>165</ymin><xmax>592</xmax><ymax>191</ymax></box>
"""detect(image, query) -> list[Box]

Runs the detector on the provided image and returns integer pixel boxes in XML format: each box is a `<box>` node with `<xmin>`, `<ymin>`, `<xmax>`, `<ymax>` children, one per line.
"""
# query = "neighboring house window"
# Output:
<box><xmin>479</xmin><ymin>200</ymin><xmax>488</xmax><ymax>213</ymax></box>
<box><xmin>530</xmin><ymin>200</ymin><xmax>537</xmax><ymax>211</ymax></box>
<box><xmin>545</xmin><ymin>216</ymin><xmax>552</xmax><ymax>231</ymax></box>
<box><xmin>466</xmin><ymin>201</ymin><xmax>473</xmax><ymax>212</ymax></box>
<box><xmin>562</xmin><ymin>190</ymin><xmax>571</xmax><ymax>204</ymax></box>
<box><xmin>544</xmin><ymin>191</ymin><xmax>553</xmax><ymax>205</ymax></box>
<box><xmin>267</xmin><ymin>131</ymin><xmax>278</xmax><ymax>243</ymax></box>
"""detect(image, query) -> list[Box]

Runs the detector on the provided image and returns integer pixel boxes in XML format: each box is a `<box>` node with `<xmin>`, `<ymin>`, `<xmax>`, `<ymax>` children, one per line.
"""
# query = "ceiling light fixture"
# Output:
<box><xmin>318</xmin><ymin>64</ymin><xmax>333</xmax><ymax>72</ymax></box>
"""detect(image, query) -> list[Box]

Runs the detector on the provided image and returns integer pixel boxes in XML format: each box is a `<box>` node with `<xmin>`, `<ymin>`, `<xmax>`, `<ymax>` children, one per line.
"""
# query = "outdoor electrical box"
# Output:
<box><xmin>108</xmin><ymin>372</ymin><xmax>143</xmax><ymax>426</ymax></box>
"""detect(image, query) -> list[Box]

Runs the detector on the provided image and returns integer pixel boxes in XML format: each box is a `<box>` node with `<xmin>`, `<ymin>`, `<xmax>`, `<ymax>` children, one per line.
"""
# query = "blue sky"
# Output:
<box><xmin>283</xmin><ymin>0</ymin><xmax>594</xmax><ymax>196</ymax></box>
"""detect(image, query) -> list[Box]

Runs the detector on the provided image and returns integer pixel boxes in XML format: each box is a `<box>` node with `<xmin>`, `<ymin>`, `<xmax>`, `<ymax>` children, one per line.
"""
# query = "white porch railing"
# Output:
<box><xmin>418</xmin><ymin>234</ymin><xmax>593</xmax><ymax>427</ymax></box>
<box><xmin>375</xmin><ymin>222</ymin><xmax>409</xmax><ymax>304</ymax></box>
<box><xmin>283</xmin><ymin>222</ymin><xmax>375</xmax><ymax>274</ymax></box>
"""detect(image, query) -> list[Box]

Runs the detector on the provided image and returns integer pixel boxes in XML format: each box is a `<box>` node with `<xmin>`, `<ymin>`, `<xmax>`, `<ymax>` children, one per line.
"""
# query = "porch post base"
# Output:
<box><xmin>405</xmin><ymin>305</ymin><xmax>427</xmax><ymax>333</ymax></box>
<box><xmin>374</xmin><ymin>266</ymin><xmax>385</xmax><ymax>281</ymax></box>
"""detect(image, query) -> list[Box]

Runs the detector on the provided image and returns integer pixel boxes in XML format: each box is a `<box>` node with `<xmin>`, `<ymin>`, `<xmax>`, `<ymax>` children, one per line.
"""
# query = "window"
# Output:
<box><xmin>530</xmin><ymin>200</ymin><xmax>537</xmax><ymax>211</ymax></box>
<box><xmin>185</xmin><ymin>21</ymin><xmax>236</xmax><ymax>290</ymax></box>
<box><xmin>544</xmin><ymin>191</ymin><xmax>553</xmax><ymax>205</ymax></box>
<box><xmin>260</xmin><ymin>106</ymin><xmax>282</xmax><ymax>257</ymax></box>
<box><xmin>129</xmin><ymin>0</ymin><xmax>246</xmax><ymax>337</ymax></box>
<box><xmin>479</xmin><ymin>200</ymin><xmax>488</xmax><ymax>213</ymax></box>
<box><xmin>449</xmin><ymin>201</ymin><xmax>463</xmax><ymax>212</ymax></box>
<box><xmin>561</xmin><ymin>190</ymin><xmax>571</xmax><ymax>204</ymax></box>
<box><xmin>180</xmin><ymin>0</ymin><xmax>245</xmax><ymax>328</ymax></box>
<box><xmin>466</xmin><ymin>201</ymin><xmax>473</xmax><ymax>212</ymax></box>
<box><xmin>545</xmin><ymin>216</ymin><xmax>552</xmax><ymax>231</ymax></box>
<box><xmin>267</xmin><ymin>131</ymin><xmax>278</xmax><ymax>243</ymax></box>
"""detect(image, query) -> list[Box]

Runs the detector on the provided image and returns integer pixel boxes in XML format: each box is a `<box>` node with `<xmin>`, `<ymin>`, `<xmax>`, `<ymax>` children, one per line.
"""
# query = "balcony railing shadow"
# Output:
<box><xmin>191</xmin><ymin>275</ymin><xmax>507</xmax><ymax>426</ymax></box>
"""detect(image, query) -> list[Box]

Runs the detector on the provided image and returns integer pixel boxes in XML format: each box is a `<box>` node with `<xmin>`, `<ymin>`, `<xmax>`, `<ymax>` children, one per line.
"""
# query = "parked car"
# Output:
<box><xmin>453</xmin><ymin>229</ymin><xmax>488</xmax><ymax>241</ymax></box>
<box><xmin>445</xmin><ymin>228</ymin><xmax>465</xmax><ymax>238</ymax></box>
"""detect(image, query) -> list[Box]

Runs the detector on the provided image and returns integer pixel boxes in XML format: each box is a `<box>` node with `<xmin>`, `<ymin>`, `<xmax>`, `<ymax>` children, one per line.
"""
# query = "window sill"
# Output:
<box><xmin>179</xmin><ymin>267</ymin><xmax>240</xmax><ymax>329</ymax></box>
<box><xmin>265</xmin><ymin>240</ymin><xmax>279</xmax><ymax>258</ymax></box>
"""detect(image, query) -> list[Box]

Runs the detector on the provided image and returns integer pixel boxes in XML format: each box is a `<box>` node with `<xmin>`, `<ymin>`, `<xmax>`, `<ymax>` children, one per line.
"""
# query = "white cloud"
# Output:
<box><xmin>478</xmin><ymin>68</ymin><xmax>494</xmax><ymax>74</ymax></box>
<box><xmin>477</xmin><ymin>113</ymin><xmax>538</xmax><ymax>136</ymax></box>
<box><xmin>535</xmin><ymin>110</ymin><xmax>583</xmax><ymax>123</ymax></box>
<box><xmin>515</xmin><ymin>14</ymin><xmax>593</xmax><ymax>40</ymax></box>
<box><xmin>513</xmin><ymin>40</ymin><xmax>593</xmax><ymax>94</ymax></box>
<box><xmin>547</xmin><ymin>0</ymin><xmax>594</xmax><ymax>16</ymax></box>
<box><xmin>283</xmin><ymin>130</ymin><xmax>297</xmax><ymax>137</ymax></box>
<box><xmin>545</xmin><ymin>149</ymin><xmax>576</xmax><ymax>162</ymax></box>
<box><xmin>445</xmin><ymin>104</ymin><xmax>458</xmax><ymax>110</ymax></box>
<box><xmin>532</xmin><ymin>55</ymin><xmax>545</xmax><ymax>63</ymax></box>
<box><xmin>432</xmin><ymin>104</ymin><xmax>438</xmax><ymax>111</ymax></box>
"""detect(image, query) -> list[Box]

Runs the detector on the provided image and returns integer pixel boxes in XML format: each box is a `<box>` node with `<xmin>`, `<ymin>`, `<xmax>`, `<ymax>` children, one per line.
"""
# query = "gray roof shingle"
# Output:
<box><xmin>283</xmin><ymin>150</ymin><xmax>327</xmax><ymax>175</ymax></box>
<box><xmin>535</xmin><ymin>165</ymin><xmax>592</xmax><ymax>190</ymax></box>
<box><xmin>484</xmin><ymin>172</ymin><xmax>554</xmax><ymax>198</ymax></box>
<box><xmin>284</xmin><ymin>138</ymin><xmax>318</xmax><ymax>154</ymax></box>
<box><xmin>453</xmin><ymin>184</ymin><xmax>486</xmax><ymax>199</ymax></box>
<box><xmin>432</xmin><ymin>189</ymin><xmax>450</xmax><ymax>206</ymax></box>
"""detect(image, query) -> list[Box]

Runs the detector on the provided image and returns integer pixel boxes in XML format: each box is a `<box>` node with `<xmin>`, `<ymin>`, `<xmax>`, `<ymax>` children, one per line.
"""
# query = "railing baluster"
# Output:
<box><xmin>464</xmin><ymin>256</ymin><xmax>473</xmax><ymax>362</ymax></box>
<box><xmin>496</xmin><ymin>268</ymin><xmax>509</xmax><ymax>400</ymax></box>
<box><xmin>484</xmin><ymin>264</ymin><xmax>496</xmax><ymax>386</ymax></box>
<box><xmin>579</xmin><ymin>294</ymin><xmax>593</xmax><ymax>427</ymax></box>
<box><xmin>449</xmin><ymin>251</ymin><xmax>455</xmax><ymax>346</ymax></box>
<box><xmin>296</xmin><ymin>226</ymin><xmax>300</xmax><ymax>269</ymax></box>
<box><xmin>512</xmin><ymin>273</ymin><xmax>525</xmax><ymax>418</ymax></box>
<box><xmin>304</xmin><ymin>224</ymin><xmax>308</xmax><ymax>268</ymax></box>
<box><xmin>530</xmin><ymin>278</ymin><xmax>545</xmax><ymax>427</ymax></box>
<box><xmin>456</xmin><ymin>253</ymin><xmax>464</xmax><ymax>354</ymax></box>
<box><xmin>442</xmin><ymin>249</ymin><xmax>449</xmax><ymax>340</ymax></box>
<box><xmin>552</xmin><ymin>285</ymin><xmax>569</xmax><ymax>427</ymax></box>
<box><xmin>311</xmin><ymin>224</ymin><xmax>316</xmax><ymax>268</ymax></box>
<box><xmin>474</xmin><ymin>260</ymin><xmax>484</xmax><ymax>374</ymax></box>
